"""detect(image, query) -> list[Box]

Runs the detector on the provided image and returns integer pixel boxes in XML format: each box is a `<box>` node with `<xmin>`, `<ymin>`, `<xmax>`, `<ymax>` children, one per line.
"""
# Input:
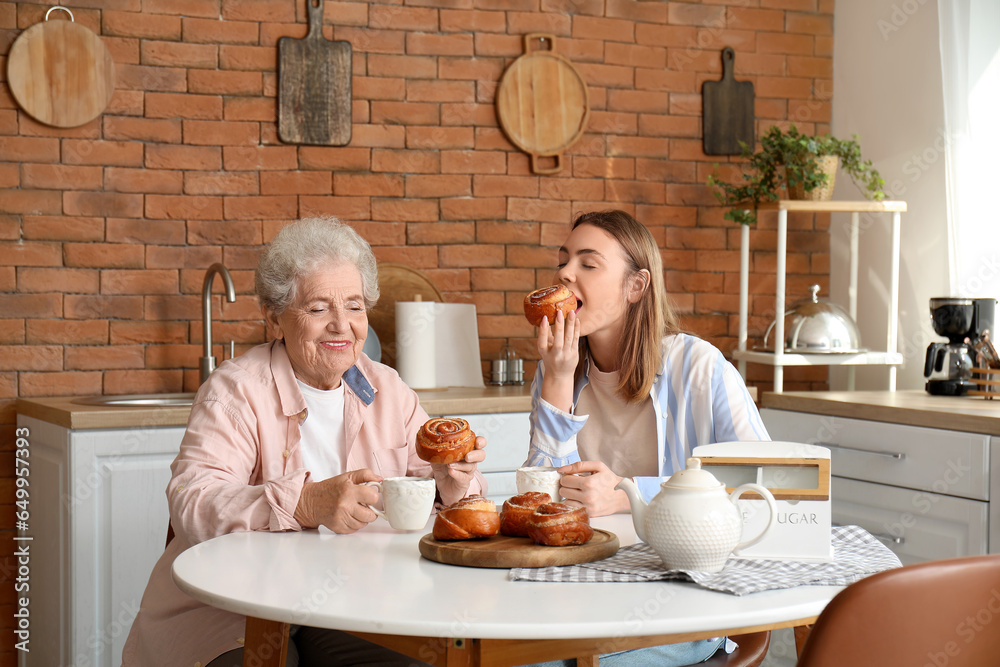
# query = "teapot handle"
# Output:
<box><xmin>730</xmin><ymin>483</ymin><xmax>777</xmax><ymax>555</ymax></box>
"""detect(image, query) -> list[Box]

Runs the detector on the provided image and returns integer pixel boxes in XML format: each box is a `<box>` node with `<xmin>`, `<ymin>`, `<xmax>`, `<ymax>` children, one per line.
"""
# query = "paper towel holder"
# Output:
<box><xmin>368</xmin><ymin>262</ymin><xmax>444</xmax><ymax>371</ymax></box>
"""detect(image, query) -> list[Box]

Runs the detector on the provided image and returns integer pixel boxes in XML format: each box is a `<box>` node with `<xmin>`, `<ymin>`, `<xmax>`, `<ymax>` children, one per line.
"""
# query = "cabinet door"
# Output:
<box><xmin>70</xmin><ymin>427</ymin><xmax>184</xmax><ymax>667</ymax></box>
<box><xmin>481</xmin><ymin>471</ymin><xmax>518</xmax><ymax>497</ymax></box>
<box><xmin>762</xmin><ymin>409</ymin><xmax>990</xmax><ymax>501</ymax></box>
<box><xmin>434</xmin><ymin>412</ymin><xmax>530</xmax><ymax>474</ymax></box>
<box><xmin>832</xmin><ymin>477</ymin><xmax>988</xmax><ymax>565</ymax></box>
<box><xmin>426</xmin><ymin>412</ymin><xmax>529</xmax><ymax>501</ymax></box>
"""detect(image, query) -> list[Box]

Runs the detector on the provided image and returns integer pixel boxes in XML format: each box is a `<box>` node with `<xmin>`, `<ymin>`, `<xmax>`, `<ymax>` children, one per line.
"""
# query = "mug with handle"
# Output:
<box><xmin>368</xmin><ymin>476</ymin><xmax>436</xmax><ymax>531</ymax></box>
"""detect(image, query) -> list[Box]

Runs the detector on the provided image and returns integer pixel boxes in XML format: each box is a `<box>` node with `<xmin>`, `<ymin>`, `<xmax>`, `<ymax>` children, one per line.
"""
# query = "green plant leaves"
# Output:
<box><xmin>707</xmin><ymin>124</ymin><xmax>886</xmax><ymax>224</ymax></box>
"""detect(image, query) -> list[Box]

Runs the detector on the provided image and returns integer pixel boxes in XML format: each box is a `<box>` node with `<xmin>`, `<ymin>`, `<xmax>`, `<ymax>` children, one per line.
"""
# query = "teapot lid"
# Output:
<box><xmin>663</xmin><ymin>458</ymin><xmax>723</xmax><ymax>489</ymax></box>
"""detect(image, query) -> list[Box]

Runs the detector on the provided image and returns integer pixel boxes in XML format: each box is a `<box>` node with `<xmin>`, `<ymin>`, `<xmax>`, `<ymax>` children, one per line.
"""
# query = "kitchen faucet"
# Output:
<box><xmin>200</xmin><ymin>263</ymin><xmax>236</xmax><ymax>384</ymax></box>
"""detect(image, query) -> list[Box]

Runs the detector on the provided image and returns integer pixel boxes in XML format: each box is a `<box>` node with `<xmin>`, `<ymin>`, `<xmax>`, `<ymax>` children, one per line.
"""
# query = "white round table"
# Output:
<box><xmin>173</xmin><ymin>513</ymin><xmax>837</xmax><ymax>666</ymax></box>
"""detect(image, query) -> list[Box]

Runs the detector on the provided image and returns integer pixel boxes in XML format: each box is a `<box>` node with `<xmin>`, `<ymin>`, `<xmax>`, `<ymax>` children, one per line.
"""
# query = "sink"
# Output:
<box><xmin>73</xmin><ymin>393</ymin><xmax>196</xmax><ymax>407</ymax></box>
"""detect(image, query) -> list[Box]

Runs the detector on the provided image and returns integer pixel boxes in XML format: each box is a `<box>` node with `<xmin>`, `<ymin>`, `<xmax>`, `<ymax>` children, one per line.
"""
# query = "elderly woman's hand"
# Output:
<box><xmin>294</xmin><ymin>469</ymin><xmax>382</xmax><ymax>534</ymax></box>
<box><xmin>431</xmin><ymin>435</ymin><xmax>487</xmax><ymax>507</ymax></box>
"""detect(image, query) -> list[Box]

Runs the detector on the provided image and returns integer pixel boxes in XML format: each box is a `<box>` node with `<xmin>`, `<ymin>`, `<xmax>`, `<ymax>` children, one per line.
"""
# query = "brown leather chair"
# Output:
<box><xmin>699</xmin><ymin>632</ymin><xmax>770</xmax><ymax>667</ymax></box>
<box><xmin>796</xmin><ymin>554</ymin><xmax>1000</xmax><ymax>666</ymax></box>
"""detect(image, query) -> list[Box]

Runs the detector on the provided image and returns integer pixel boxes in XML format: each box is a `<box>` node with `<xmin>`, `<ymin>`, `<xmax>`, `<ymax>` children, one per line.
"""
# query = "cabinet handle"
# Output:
<box><xmin>816</xmin><ymin>442</ymin><xmax>905</xmax><ymax>460</ymax></box>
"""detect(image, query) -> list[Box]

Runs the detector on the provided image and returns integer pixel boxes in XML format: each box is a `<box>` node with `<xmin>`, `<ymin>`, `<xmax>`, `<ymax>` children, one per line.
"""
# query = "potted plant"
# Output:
<box><xmin>708</xmin><ymin>125</ymin><xmax>887</xmax><ymax>225</ymax></box>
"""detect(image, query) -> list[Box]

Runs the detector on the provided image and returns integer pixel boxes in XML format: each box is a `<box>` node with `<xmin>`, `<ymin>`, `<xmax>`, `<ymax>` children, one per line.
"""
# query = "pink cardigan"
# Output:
<box><xmin>123</xmin><ymin>341</ymin><xmax>485</xmax><ymax>666</ymax></box>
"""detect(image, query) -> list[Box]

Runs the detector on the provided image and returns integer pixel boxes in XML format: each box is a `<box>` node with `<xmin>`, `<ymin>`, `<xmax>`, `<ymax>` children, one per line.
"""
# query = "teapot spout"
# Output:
<box><xmin>614</xmin><ymin>477</ymin><xmax>648</xmax><ymax>543</ymax></box>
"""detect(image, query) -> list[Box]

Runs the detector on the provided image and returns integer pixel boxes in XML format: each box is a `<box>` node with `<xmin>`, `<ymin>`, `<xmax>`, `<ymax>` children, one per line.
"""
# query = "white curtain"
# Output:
<box><xmin>938</xmin><ymin>0</ymin><xmax>1000</xmax><ymax>298</ymax></box>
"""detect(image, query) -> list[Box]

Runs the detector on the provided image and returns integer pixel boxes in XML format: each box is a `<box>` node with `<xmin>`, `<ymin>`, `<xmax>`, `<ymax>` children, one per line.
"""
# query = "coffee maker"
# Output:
<box><xmin>924</xmin><ymin>297</ymin><xmax>996</xmax><ymax>395</ymax></box>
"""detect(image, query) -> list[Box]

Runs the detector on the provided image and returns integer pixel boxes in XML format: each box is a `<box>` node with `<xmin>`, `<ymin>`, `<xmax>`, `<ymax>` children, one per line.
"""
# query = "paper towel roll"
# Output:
<box><xmin>395</xmin><ymin>301</ymin><xmax>484</xmax><ymax>389</ymax></box>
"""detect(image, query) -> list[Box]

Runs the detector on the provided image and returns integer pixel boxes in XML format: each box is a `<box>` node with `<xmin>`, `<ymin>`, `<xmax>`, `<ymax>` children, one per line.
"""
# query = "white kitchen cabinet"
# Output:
<box><xmin>17</xmin><ymin>414</ymin><xmax>184</xmax><ymax>667</ymax></box>
<box><xmin>733</xmin><ymin>200</ymin><xmax>906</xmax><ymax>392</ymax></box>
<box><xmin>761</xmin><ymin>408</ymin><xmax>998</xmax><ymax>564</ymax></box>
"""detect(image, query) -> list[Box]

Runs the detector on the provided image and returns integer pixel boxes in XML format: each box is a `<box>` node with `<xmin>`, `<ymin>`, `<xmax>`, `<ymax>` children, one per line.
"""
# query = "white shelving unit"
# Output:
<box><xmin>733</xmin><ymin>200</ymin><xmax>907</xmax><ymax>392</ymax></box>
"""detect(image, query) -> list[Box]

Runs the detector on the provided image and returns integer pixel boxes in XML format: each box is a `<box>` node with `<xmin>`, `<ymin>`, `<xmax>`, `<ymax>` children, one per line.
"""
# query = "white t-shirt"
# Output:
<box><xmin>296</xmin><ymin>379</ymin><xmax>347</xmax><ymax>481</ymax></box>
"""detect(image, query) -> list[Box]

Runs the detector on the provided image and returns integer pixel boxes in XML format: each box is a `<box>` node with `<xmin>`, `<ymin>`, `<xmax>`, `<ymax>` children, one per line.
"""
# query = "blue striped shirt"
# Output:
<box><xmin>527</xmin><ymin>333</ymin><xmax>770</xmax><ymax>502</ymax></box>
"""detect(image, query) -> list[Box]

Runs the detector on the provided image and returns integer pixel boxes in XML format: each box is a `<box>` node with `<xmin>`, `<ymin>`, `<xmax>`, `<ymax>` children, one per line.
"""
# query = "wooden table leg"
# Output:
<box><xmin>574</xmin><ymin>656</ymin><xmax>600</xmax><ymax>667</ymax></box>
<box><xmin>347</xmin><ymin>632</ymin><xmax>477</xmax><ymax>667</ymax></box>
<box><xmin>444</xmin><ymin>638</ymin><xmax>475</xmax><ymax>667</ymax></box>
<box><xmin>243</xmin><ymin>616</ymin><xmax>290</xmax><ymax>667</ymax></box>
<box><xmin>794</xmin><ymin>624</ymin><xmax>813</xmax><ymax>656</ymax></box>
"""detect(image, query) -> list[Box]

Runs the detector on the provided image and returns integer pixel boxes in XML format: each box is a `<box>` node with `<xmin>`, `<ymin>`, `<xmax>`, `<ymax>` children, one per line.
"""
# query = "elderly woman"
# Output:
<box><xmin>123</xmin><ymin>217</ymin><xmax>486</xmax><ymax>667</ymax></box>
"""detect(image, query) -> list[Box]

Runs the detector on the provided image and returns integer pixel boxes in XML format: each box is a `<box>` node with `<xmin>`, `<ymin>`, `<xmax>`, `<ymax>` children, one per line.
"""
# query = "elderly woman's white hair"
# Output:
<box><xmin>255</xmin><ymin>217</ymin><xmax>380</xmax><ymax>314</ymax></box>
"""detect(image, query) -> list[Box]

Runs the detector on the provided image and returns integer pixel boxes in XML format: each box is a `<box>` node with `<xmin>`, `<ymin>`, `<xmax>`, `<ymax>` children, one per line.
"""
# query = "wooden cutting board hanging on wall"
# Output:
<box><xmin>495</xmin><ymin>34</ymin><xmax>590</xmax><ymax>175</ymax></box>
<box><xmin>702</xmin><ymin>47</ymin><xmax>755</xmax><ymax>155</ymax></box>
<box><xmin>278</xmin><ymin>0</ymin><xmax>352</xmax><ymax>146</ymax></box>
<box><xmin>6</xmin><ymin>6</ymin><xmax>115</xmax><ymax>128</ymax></box>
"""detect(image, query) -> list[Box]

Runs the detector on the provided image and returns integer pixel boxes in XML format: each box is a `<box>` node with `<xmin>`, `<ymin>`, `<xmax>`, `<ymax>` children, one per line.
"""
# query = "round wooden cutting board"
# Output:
<box><xmin>495</xmin><ymin>33</ymin><xmax>589</xmax><ymax>175</ymax></box>
<box><xmin>419</xmin><ymin>529</ymin><xmax>619</xmax><ymax>569</ymax></box>
<box><xmin>6</xmin><ymin>8</ymin><xmax>116</xmax><ymax>128</ymax></box>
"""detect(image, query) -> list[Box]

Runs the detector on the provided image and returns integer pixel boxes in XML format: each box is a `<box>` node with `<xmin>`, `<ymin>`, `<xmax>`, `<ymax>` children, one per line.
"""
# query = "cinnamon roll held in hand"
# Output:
<box><xmin>499</xmin><ymin>492</ymin><xmax>551</xmax><ymax>537</ymax></box>
<box><xmin>526</xmin><ymin>502</ymin><xmax>594</xmax><ymax>547</ymax></box>
<box><xmin>415</xmin><ymin>417</ymin><xmax>476</xmax><ymax>464</ymax></box>
<box><xmin>432</xmin><ymin>495</ymin><xmax>500</xmax><ymax>541</ymax></box>
<box><xmin>524</xmin><ymin>284</ymin><xmax>577</xmax><ymax>327</ymax></box>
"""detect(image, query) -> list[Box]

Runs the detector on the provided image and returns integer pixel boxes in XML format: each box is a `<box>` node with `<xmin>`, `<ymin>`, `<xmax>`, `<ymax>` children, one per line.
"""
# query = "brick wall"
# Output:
<box><xmin>0</xmin><ymin>0</ymin><xmax>833</xmax><ymax>661</ymax></box>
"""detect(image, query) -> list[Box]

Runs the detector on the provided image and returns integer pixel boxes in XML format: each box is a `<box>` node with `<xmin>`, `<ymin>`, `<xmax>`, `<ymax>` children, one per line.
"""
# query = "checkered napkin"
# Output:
<box><xmin>509</xmin><ymin>525</ymin><xmax>902</xmax><ymax>596</ymax></box>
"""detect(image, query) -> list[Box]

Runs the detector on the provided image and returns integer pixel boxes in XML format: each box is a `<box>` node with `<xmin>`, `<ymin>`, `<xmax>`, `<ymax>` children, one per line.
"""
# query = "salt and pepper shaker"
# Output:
<box><xmin>491</xmin><ymin>342</ymin><xmax>524</xmax><ymax>386</ymax></box>
<box><xmin>489</xmin><ymin>357</ymin><xmax>507</xmax><ymax>386</ymax></box>
<box><xmin>504</xmin><ymin>343</ymin><xmax>524</xmax><ymax>385</ymax></box>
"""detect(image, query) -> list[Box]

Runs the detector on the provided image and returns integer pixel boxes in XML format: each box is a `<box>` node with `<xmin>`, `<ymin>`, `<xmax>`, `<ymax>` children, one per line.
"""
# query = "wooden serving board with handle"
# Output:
<box><xmin>6</xmin><ymin>7</ymin><xmax>115</xmax><ymax>128</ymax></box>
<box><xmin>419</xmin><ymin>529</ymin><xmax>618</xmax><ymax>569</ymax></box>
<box><xmin>702</xmin><ymin>47</ymin><xmax>755</xmax><ymax>155</ymax></box>
<box><xmin>278</xmin><ymin>0</ymin><xmax>352</xmax><ymax>146</ymax></box>
<box><xmin>495</xmin><ymin>33</ymin><xmax>590</xmax><ymax>175</ymax></box>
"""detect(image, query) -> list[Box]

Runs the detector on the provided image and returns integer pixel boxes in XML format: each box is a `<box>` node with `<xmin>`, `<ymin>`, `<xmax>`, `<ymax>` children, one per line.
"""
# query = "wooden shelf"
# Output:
<box><xmin>756</xmin><ymin>200</ymin><xmax>908</xmax><ymax>213</ymax></box>
<box><xmin>733</xmin><ymin>350</ymin><xmax>904</xmax><ymax>367</ymax></box>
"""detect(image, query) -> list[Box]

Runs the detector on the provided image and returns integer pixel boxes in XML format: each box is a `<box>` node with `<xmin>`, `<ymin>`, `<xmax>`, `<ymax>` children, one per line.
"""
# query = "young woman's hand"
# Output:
<box><xmin>556</xmin><ymin>460</ymin><xmax>630</xmax><ymax>517</ymax></box>
<box><xmin>537</xmin><ymin>309</ymin><xmax>581</xmax><ymax>413</ymax></box>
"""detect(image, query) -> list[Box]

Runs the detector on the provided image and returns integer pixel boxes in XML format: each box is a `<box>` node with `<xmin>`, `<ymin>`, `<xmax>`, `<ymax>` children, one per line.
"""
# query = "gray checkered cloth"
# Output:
<box><xmin>509</xmin><ymin>525</ymin><xmax>902</xmax><ymax>595</ymax></box>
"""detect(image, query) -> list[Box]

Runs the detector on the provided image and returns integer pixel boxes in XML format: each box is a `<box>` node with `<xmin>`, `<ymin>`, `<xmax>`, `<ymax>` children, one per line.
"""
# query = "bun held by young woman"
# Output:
<box><xmin>526</xmin><ymin>502</ymin><xmax>594</xmax><ymax>547</ymax></box>
<box><xmin>432</xmin><ymin>495</ymin><xmax>500</xmax><ymax>540</ymax></box>
<box><xmin>524</xmin><ymin>284</ymin><xmax>577</xmax><ymax>327</ymax></box>
<box><xmin>415</xmin><ymin>417</ymin><xmax>476</xmax><ymax>464</ymax></box>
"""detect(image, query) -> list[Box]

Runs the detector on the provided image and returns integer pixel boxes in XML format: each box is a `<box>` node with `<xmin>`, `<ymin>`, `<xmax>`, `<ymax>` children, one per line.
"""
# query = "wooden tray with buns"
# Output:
<box><xmin>418</xmin><ymin>530</ymin><xmax>618</xmax><ymax>569</ymax></box>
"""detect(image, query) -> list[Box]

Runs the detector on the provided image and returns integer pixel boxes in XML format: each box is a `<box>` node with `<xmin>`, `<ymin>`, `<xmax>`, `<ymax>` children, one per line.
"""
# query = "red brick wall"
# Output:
<box><xmin>0</xmin><ymin>0</ymin><xmax>833</xmax><ymax>660</ymax></box>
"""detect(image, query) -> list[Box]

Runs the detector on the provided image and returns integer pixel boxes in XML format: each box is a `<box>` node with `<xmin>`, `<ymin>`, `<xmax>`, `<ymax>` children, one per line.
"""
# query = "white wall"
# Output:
<box><xmin>830</xmin><ymin>0</ymin><xmax>950</xmax><ymax>390</ymax></box>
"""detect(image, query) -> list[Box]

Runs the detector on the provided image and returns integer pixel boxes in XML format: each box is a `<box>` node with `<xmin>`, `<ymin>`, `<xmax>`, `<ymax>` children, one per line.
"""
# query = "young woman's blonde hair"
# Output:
<box><xmin>572</xmin><ymin>210</ymin><xmax>679</xmax><ymax>403</ymax></box>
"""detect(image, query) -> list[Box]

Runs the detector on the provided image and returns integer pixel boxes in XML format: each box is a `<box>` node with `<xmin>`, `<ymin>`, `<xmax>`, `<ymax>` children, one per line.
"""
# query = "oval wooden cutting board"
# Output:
<box><xmin>419</xmin><ymin>529</ymin><xmax>618</xmax><ymax>569</ymax></box>
<box><xmin>495</xmin><ymin>33</ymin><xmax>589</xmax><ymax>175</ymax></box>
<box><xmin>6</xmin><ymin>11</ymin><xmax>115</xmax><ymax>128</ymax></box>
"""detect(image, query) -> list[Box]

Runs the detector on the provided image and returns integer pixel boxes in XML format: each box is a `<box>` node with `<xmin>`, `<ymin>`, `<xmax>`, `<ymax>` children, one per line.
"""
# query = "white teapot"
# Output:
<box><xmin>616</xmin><ymin>457</ymin><xmax>777</xmax><ymax>573</ymax></box>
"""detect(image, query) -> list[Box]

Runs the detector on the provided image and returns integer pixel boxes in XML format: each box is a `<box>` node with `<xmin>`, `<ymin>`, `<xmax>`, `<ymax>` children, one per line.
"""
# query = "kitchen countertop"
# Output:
<box><xmin>762</xmin><ymin>390</ymin><xmax>1000</xmax><ymax>436</ymax></box>
<box><xmin>16</xmin><ymin>385</ymin><xmax>532</xmax><ymax>431</ymax></box>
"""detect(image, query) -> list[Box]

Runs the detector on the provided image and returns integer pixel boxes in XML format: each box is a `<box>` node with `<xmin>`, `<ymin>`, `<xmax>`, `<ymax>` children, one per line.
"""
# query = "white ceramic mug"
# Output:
<box><xmin>368</xmin><ymin>476</ymin><xmax>436</xmax><ymax>531</ymax></box>
<box><xmin>516</xmin><ymin>466</ymin><xmax>563</xmax><ymax>502</ymax></box>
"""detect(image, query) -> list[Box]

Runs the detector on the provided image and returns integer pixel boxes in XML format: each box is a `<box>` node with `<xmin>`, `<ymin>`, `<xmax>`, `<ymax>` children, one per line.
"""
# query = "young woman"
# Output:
<box><xmin>528</xmin><ymin>209</ymin><xmax>769</xmax><ymax>516</ymax></box>
<box><xmin>526</xmin><ymin>210</ymin><xmax>770</xmax><ymax>666</ymax></box>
